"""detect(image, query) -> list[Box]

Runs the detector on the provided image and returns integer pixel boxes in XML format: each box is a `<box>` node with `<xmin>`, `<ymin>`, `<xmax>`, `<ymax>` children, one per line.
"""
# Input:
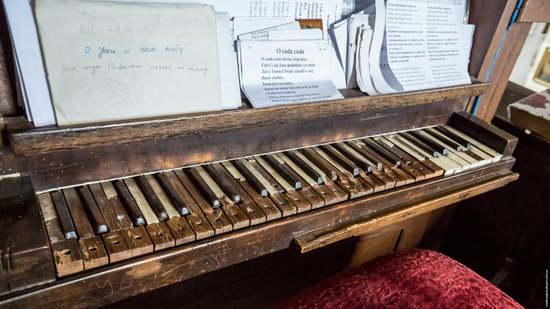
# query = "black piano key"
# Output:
<box><xmin>233</xmin><ymin>159</ymin><xmax>269</xmax><ymax>197</ymax></box>
<box><xmin>156</xmin><ymin>173</ymin><xmax>191</xmax><ymax>215</ymax></box>
<box><xmin>425</xmin><ymin>128</ymin><xmax>463</xmax><ymax>151</ymax></box>
<box><xmin>113</xmin><ymin>180</ymin><xmax>146</xmax><ymax>226</ymax></box>
<box><xmin>300</xmin><ymin>148</ymin><xmax>338</xmax><ymax>181</ymax></box>
<box><xmin>204</xmin><ymin>164</ymin><xmax>242</xmax><ymax>203</ymax></box>
<box><xmin>332</xmin><ymin>143</ymin><xmax>374</xmax><ymax>173</ymax></box>
<box><xmin>205</xmin><ymin>163</ymin><xmax>242</xmax><ymax>203</ymax></box>
<box><xmin>408</xmin><ymin>131</ymin><xmax>448</xmax><ymax>156</ymax></box>
<box><xmin>285</xmin><ymin>151</ymin><xmax>325</xmax><ymax>184</ymax></box>
<box><xmin>50</xmin><ymin>191</ymin><xmax>78</xmax><ymax>239</ymax></box>
<box><xmin>135</xmin><ymin>176</ymin><xmax>169</xmax><ymax>221</ymax></box>
<box><xmin>186</xmin><ymin>168</ymin><xmax>221</xmax><ymax>209</ymax></box>
<box><xmin>320</xmin><ymin>145</ymin><xmax>361</xmax><ymax>177</ymax></box>
<box><xmin>399</xmin><ymin>132</ymin><xmax>441</xmax><ymax>157</ymax></box>
<box><xmin>248</xmin><ymin>158</ymin><xmax>286</xmax><ymax>194</ymax></box>
<box><xmin>362</xmin><ymin>138</ymin><xmax>401</xmax><ymax>167</ymax></box>
<box><xmin>264</xmin><ymin>155</ymin><xmax>302</xmax><ymax>190</ymax></box>
<box><xmin>346</xmin><ymin>142</ymin><xmax>384</xmax><ymax>171</ymax></box>
<box><xmin>375</xmin><ymin>137</ymin><xmax>414</xmax><ymax>165</ymax></box>
<box><xmin>434</xmin><ymin>125</ymin><xmax>471</xmax><ymax>149</ymax></box>
<box><xmin>77</xmin><ymin>186</ymin><xmax>109</xmax><ymax>234</ymax></box>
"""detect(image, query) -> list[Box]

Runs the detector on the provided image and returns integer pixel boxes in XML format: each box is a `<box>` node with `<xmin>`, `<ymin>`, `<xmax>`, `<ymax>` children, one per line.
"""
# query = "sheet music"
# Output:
<box><xmin>35</xmin><ymin>0</ymin><xmax>223</xmax><ymax>126</ymax></box>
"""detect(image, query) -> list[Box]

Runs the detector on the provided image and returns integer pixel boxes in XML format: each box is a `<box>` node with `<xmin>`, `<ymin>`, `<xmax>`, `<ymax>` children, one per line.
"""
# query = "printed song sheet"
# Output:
<box><xmin>238</xmin><ymin>40</ymin><xmax>343</xmax><ymax>108</ymax></box>
<box><xmin>384</xmin><ymin>0</ymin><xmax>471</xmax><ymax>92</ymax></box>
<box><xmin>35</xmin><ymin>0</ymin><xmax>223</xmax><ymax>126</ymax></box>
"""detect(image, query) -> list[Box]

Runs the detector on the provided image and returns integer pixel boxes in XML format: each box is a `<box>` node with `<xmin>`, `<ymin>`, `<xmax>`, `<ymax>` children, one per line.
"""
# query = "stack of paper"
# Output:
<box><xmin>234</xmin><ymin>18</ymin><xmax>345</xmax><ymax>108</ymax></box>
<box><xmin>332</xmin><ymin>0</ymin><xmax>474</xmax><ymax>95</ymax></box>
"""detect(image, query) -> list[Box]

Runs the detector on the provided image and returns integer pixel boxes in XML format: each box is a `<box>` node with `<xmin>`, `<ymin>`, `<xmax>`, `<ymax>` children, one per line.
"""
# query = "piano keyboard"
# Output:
<box><xmin>37</xmin><ymin>125</ymin><xmax>503</xmax><ymax>277</ymax></box>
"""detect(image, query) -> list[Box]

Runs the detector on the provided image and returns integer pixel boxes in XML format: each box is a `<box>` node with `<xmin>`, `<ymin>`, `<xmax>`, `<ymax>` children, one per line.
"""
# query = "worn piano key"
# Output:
<box><xmin>399</xmin><ymin>132</ymin><xmax>442</xmax><ymax>157</ymax></box>
<box><xmin>253</xmin><ymin>156</ymin><xmax>310</xmax><ymax>213</ymax></box>
<box><xmin>352</xmin><ymin>141</ymin><xmax>410</xmax><ymax>187</ymax></box>
<box><xmin>363</xmin><ymin>138</ymin><xmax>402</xmax><ymax>167</ymax></box>
<box><xmin>37</xmin><ymin>193</ymin><xmax>84</xmax><ymax>277</ymax></box>
<box><xmin>102</xmin><ymin>230</ymin><xmax>134</xmax><ymax>263</ymax></box>
<box><xmin>429</xmin><ymin>127</ymin><xmax>492</xmax><ymax>166</ymax></box>
<box><xmin>308</xmin><ymin>148</ymin><xmax>371</xmax><ymax>198</ymax></box>
<box><xmin>124</xmin><ymin>178</ymin><xmax>160</xmax><ymax>224</ymax></box>
<box><xmin>333</xmin><ymin>142</ymin><xmax>376</xmax><ymax>173</ymax></box>
<box><xmin>377</xmin><ymin>137</ymin><xmax>414</xmax><ymax>165</ymax></box>
<box><xmin>425</xmin><ymin>128</ymin><xmax>464</xmax><ymax>151</ymax></box>
<box><xmin>146</xmin><ymin>221</ymin><xmax>175</xmax><ymax>251</ymax></box>
<box><xmin>50</xmin><ymin>240</ymin><xmax>84</xmax><ymax>277</ymax></box>
<box><xmin>186</xmin><ymin>168</ymin><xmax>222</xmax><ymax>209</ymax></box>
<box><xmin>126</xmin><ymin>225</ymin><xmax>154</xmax><ymax>257</ymax></box>
<box><xmin>100</xmin><ymin>182</ymin><xmax>133</xmax><ymax>229</ymax></box>
<box><xmin>246</xmin><ymin>158</ymin><xmax>286</xmax><ymax>194</ymax></box>
<box><xmin>426</xmin><ymin>129</ymin><xmax>485</xmax><ymax>168</ymax></box>
<box><xmin>89</xmin><ymin>183</ymin><xmax>121</xmax><ymax>231</ymax></box>
<box><xmin>78</xmin><ymin>187</ymin><xmax>109</xmax><ymax>234</ymax></box>
<box><xmin>113</xmin><ymin>180</ymin><xmax>146</xmax><ymax>226</ymax></box>
<box><xmin>434</xmin><ymin>125</ymin><xmax>471</xmax><ymax>149</ymax></box>
<box><xmin>230</xmin><ymin>173</ymin><xmax>282</xmax><ymax>220</ymax></box>
<box><xmin>78</xmin><ymin>237</ymin><xmax>109</xmax><ymax>270</ymax></box>
<box><xmin>175</xmin><ymin>169</ymin><xmax>233</xmax><ymax>234</ymax></box>
<box><xmin>442</xmin><ymin>125</ymin><xmax>502</xmax><ymax>162</ymax></box>
<box><xmin>204</xmin><ymin>164</ymin><xmax>241</xmax><ymax>203</ymax></box>
<box><xmin>255</xmin><ymin>156</ymin><xmax>297</xmax><ymax>192</ymax></box>
<box><xmin>263</xmin><ymin>154</ymin><xmax>302</xmax><ymax>190</ymax></box>
<box><xmin>209</xmin><ymin>163</ymin><xmax>268</xmax><ymax>224</ymax></box>
<box><xmin>300</xmin><ymin>148</ymin><xmax>338</xmax><ymax>181</ymax></box>
<box><xmin>397</xmin><ymin>133</ymin><xmax>461</xmax><ymax>175</ymax></box>
<box><xmin>408</xmin><ymin>130</ymin><xmax>448</xmax><ymax>156</ymax></box>
<box><xmin>418</xmin><ymin>130</ymin><xmax>473</xmax><ymax>169</ymax></box>
<box><xmin>385</xmin><ymin>135</ymin><xmax>441</xmax><ymax>179</ymax></box>
<box><xmin>347</xmin><ymin>141</ymin><xmax>384</xmax><ymax>171</ymax></box>
<box><xmin>277</xmin><ymin>153</ymin><xmax>341</xmax><ymax>206</ymax></box>
<box><xmin>232</xmin><ymin>159</ymin><xmax>269</xmax><ymax>197</ymax></box>
<box><xmin>62</xmin><ymin>189</ymin><xmax>109</xmax><ymax>269</ymax></box>
<box><xmin>286</xmin><ymin>150</ymin><xmax>326</xmax><ymax>184</ymax></box>
<box><xmin>156</xmin><ymin>173</ymin><xmax>190</xmax><ymax>216</ymax></box>
<box><xmin>135</xmin><ymin>176</ymin><xmax>169</xmax><ymax>221</ymax></box>
<box><xmin>320</xmin><ymin>144</ymin><xmax>361</xmax><ymax>177</ymax></box>
<box><xmin>162</xmin><ymin>171</ymin><xmax>214</xmax><ymax>239</ymax></box>
<box><xmin>377</xmin><ymin>137</ymin><xmax>428</xmax><ymax>181</ymax></box>
<box><xmin>144</xmin><ymin>175</ymin><xmax>180</xmax><ymax>219</ymax></box>
<box><xmin>62</xmin><ymin>188</ymin><xmax>95</xmax><ymax>239</ymax></box>
<box><xmin>196</xmin><ymin>166</ymin><xmax>227</xmax><ymax>199</ymax></box>
<box><xmin>218</xmin><ymin>196</ymin><xmax>250</xmax><ymax>230</ymax></box>
<box><xmin>165</xmin><ymin>217</ymin><xmax>196</xmax><ymax>246</ymax></box>
<box><xmin>51</xmin><ymin>191</ymin><xmax>77</xmax><ymax>239</ymax></box>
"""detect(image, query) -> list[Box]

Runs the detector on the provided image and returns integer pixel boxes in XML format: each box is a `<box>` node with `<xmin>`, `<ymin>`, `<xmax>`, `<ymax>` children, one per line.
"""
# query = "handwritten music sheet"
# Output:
<box><xmin>35</xmin><ymin>0</ymin><xmax>222</xmax><ymax>125</ymax></box>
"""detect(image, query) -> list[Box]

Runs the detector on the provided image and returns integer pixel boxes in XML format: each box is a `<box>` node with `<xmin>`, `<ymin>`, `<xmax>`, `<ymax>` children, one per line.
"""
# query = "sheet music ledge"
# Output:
<box><xmin>8</xmin><ymin>79</ymin><xmax>488</xmax><ymax>156</ymax></box>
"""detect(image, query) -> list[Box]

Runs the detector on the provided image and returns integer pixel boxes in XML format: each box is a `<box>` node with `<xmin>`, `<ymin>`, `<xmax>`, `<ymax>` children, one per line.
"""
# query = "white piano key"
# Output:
<box><xmin>144</xmin><ymin>174</ymin><xmax>180</xmax><ymax>219</ymax></box>
<box><xmin>195</xmin><ymin>165</ymin><xmax>227</xmax><ymax>199</ymax></box>
<box><xmin>424</xmin><ymin>129</ymin><xmax>483</xmax><ymax>168</ymax></box>
<box><xmin>254</xmin><ymin>155</ymin><xmax>295</xmax><ymax>192</ymax></box>
<box><xmin>123</xmin><ymin>178</ymin><xmax>159</xmax><ymax>224</ymax></box>
<box><xmin>312</xmin><ymin>147</ymin><xmax>353</xmax><ymax>178</ymax></box>
<box><xmin>417</xmin><ymin>130</ymin><xmax>472</xmax><ymax>170</ymax></box>
<box><xmin>276</xmin><ymin>153</ymin><xmax>318</xmax><ymax>187</ymax></box>
<box><xmin>427</xmin><ymin>128</ymin><xmax>492</xmax><ymax>167</ymax></box>
<box><xmin>442</xmin><ymin>125</ymin><xmax>502</xmax><ymax>163</ymax></box>
<box><xmin>290</xmin><ymin>150</ymin><xmax>327</xmax><ymax>183</ymax></box>
<box><xmin>396</xmin><ymin>133</ymin><xmax>462</xmax><ymax>175</ymax></box>
<box><xmin>238</xmin><ymin>158</ymin><xmax>279</xmax><ymax>196</ymax></box>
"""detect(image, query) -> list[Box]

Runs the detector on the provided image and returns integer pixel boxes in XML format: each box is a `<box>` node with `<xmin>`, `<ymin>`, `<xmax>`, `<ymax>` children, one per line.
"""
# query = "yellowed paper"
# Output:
<box><xmin>35</xmin><ymin>0</ymin><xmax>222</xmax><ymax>126</ymax></box>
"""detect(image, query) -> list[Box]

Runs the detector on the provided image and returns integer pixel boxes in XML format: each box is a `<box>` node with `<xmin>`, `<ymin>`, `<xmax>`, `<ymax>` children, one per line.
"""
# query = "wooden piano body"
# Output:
<box><xmin>0</xmin><ymin>0</ymin><xmax>544</xmax><ymax>307</ymax></box>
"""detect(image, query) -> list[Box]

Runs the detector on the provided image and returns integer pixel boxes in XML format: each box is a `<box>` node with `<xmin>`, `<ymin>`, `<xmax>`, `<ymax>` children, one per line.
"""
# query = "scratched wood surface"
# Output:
<box><xmin>7</xmin><ymin>81</ymin><xmax>488</xmax><ymax>156</ymax></box>
<box><xmin>2</xmin><ymin>101</ymin><xmax>469</xmax><ymax>192</ymax></box>
<box><xmin>0</xmin><ymin>159</ymin><xmax>516</xmax><ymax>308</ymax></box>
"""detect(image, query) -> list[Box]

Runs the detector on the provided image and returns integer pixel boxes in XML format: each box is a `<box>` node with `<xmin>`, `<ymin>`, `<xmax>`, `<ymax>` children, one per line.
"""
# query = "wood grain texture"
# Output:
<box><xmin>294</xmin><ymin>172</ymin><xmax>518</xmax><ymax>253</ymax></box>
<box><xmin>468</xmin><ymin>0</ymin><xmax>518</xmax><ymax>77</ymax></box>
<box><xmin>450</xmin><ymin>111</ymin><xmax>518</xmax><ymax>156</ymax></box>
<box><xmin>517</xmin><ymin>0</ymin><xmax>550</xmax><ymax>22</ymax></box>
<box><xmin>0</xmin><ymin>177</ymin><xmax>55</xmax><ymax>296</ymax></box>
<box><xmin>471</xmin><ymin>22</ymin><xmax>532</xmax><ymax>122</ymax></box>
<box><xmin>1</xmin><ymin>100</ymin><xmax>471</xmax><ymax>192</ymax></box>
<box><xmin>0</xmin><ymin>159</ymin><xmax>516</xmax><ymax>307</ymax></box>
<box><xmin>8</xmin><ymin>82</ymin><xmax>488</xmax><ymax>156</ymax></box>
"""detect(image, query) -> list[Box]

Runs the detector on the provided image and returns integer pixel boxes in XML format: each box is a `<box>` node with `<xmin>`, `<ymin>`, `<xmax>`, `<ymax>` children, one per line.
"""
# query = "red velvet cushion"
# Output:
<box><xmin>277</xmin><ymin>249</ymin><xmax>523</xmax><ymax>309</ymax></box>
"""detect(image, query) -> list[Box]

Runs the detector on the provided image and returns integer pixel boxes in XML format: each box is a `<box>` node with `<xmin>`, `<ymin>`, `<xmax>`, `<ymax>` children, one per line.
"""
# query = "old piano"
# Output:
<box><xmin>0</xmin><ymin>1</ymin><xmax>530</xmax><ymax>308</ymax></box>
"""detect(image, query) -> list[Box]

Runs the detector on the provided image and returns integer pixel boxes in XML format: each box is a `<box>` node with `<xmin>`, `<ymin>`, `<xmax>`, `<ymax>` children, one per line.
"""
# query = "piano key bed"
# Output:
<box><xmin>37</xmin><ymin>125</ymin><xmax>505</xmax><ymax>277</ymax></box>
